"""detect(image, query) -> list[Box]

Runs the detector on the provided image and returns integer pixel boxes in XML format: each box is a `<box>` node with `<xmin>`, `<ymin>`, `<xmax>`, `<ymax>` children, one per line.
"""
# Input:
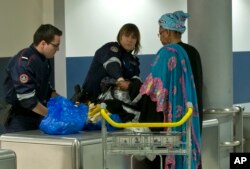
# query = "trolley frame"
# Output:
<box><xmin>101</xmin><ymin>103</ymin><xmax>192</xmax><ymax>169</ymax></box>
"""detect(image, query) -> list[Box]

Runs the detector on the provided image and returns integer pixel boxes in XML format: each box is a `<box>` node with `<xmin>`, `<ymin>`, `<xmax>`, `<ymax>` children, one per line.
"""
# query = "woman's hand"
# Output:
<box><xmin>116</xmin><ymin>80</ymin><xmax>130</xmax><ymax>90</ymax></box>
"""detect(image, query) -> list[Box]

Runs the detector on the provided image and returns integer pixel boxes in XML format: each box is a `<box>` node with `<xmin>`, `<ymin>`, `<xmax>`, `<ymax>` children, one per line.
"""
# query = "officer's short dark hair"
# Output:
<box><xmin>33</xmin><ymin>24</ymin><xmax>62</xmax><ymax>46</ymax></box>
<box><xmin>117</xmin><ymin>23</ymin><xmax>141</xmax><ymax>55</ymax></box>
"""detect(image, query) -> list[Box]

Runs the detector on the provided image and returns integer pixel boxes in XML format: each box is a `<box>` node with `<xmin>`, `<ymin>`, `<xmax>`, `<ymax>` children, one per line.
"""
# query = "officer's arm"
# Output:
<box><xmin>32</xmin><ymin>102</ymin><xmax>48</xmax><ymax>116</ymax></box>
<box><xmin>117</xmin><ymin>56</ymin><xmax>141</xmax><ymax>90</ymax></box>
<box><xmin>100</xmin><ymin>45</ymin><xmax>123</xmax><ymax>80</ymax></box>
<box><xmin>11</xmin><ymin>55</ymin><xmax>46</xmax><ymax>115</ymax></box>
<box><xmin>103</xmin><ymin>57</ymin><xmax>123</xmax><ymax>80</ymax></box>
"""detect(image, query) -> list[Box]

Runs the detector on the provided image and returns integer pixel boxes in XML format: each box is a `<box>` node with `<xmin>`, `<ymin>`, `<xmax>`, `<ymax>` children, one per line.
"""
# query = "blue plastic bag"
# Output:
<box><xmin>39</xmin><ymin>96</ymin><xmax>88</xmax><ymax>135</ymax></box>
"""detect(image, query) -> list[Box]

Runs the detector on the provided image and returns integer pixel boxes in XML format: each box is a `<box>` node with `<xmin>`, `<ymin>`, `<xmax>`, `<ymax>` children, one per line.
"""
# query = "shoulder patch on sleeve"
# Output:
<box><xmin>110</xmin><ymin>46</ymin><xmax>119</xmax><ymax>53</ymax></box>
<box><xmin>19</xmin><ymin>74</ymin><xmax>29</xmax><ymax>84</ymax></box>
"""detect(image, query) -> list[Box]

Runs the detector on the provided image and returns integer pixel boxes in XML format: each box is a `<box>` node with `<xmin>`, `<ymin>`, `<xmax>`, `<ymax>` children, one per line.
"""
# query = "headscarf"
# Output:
<box><xmin>158</xmin><ymin>10</ymin><xmax>190</xmax><ymax>33</ymax></box>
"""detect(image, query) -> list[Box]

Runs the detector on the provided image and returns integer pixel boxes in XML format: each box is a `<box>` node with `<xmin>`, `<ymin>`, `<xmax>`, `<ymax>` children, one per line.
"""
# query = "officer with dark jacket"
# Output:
<box><xmin>70</xmin><ymin>24</ymin><xmax>142</xmax><ymax>123</ymax></box>
<box><xmin>80</xmin><ymin>23</ymin><xmax>142</xmax><ymax>102</ymax></box>
<box><xmin>3</xmin><ymin>24</ymin><xmax>62</xmax><ymax>133</ymax></box>
<box><xmin>82</xmin><ymin>41</ymin><xmax>140</xmax><ymax>100</ymax></box>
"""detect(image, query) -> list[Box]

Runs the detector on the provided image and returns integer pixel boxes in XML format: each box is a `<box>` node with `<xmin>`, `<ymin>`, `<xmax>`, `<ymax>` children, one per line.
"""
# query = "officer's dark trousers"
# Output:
<box><xmin>5</xmin><ymin>106</ymin><xmax>43</xmax><ymax>133</ymax></box>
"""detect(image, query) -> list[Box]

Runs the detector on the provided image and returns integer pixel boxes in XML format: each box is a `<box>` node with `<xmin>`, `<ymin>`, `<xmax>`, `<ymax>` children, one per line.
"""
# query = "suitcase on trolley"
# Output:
<box><xmin>0</xmin><ymin>149</ymin><xmax>16</xmax><ymax>169</ymax></box>
<box><xmin>0</xmin><ymin>130</ymin><xmax>129</xmax><ymax>169</ymax></box>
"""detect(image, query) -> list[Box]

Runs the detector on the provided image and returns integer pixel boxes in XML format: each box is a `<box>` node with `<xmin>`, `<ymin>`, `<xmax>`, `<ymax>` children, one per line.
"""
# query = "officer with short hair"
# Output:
<box><xmin>3</xmin><ymin>24</ymin><xmax>62</xmax><ymax>133</ymax></box>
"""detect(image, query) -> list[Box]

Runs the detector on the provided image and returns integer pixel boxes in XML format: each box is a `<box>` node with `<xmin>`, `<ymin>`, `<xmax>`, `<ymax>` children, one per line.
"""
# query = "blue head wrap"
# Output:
<box><xmin>158</xmin><ymin>11</ymin><xmax>190</xmax><ymax>33</ymax></box>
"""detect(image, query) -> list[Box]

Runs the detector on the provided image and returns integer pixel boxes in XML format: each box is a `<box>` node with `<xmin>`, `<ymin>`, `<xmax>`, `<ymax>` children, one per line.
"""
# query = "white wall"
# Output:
<box><xmin>0</xmin><ymin>0</ymin><xmax>54</xmax><ymax>58</ymax></box>
<box><xmin>43</xmin><ymin>0</ymin><xmax>54</xmax><ymax>24</ymax></box>
<box><xmin>0</xmin><ymin>0</ymin><xmax>43</xmax><ymax>57</ymax></box>
<box><xmin>1</xmin><ymin>0</ymin><xmax>249</xmax><ymax>55</ymax></box>
<box><xmin>232</xmin><ymin>0</ymin><xmax>250</xmax><ymax>52</ymax></box>
<box><xmin>64</xmin><ymin>0</ymin><xmax>187</xmax><ymax>57</ymax></box>
<box><xmin>54</xmin><ymin>0</ymin><xmax>67</xmax><ymax>97</ymax></box>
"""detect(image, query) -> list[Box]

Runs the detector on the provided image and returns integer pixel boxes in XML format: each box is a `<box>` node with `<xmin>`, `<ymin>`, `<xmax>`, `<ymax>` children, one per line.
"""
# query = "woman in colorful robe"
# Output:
<box><xmin>138</xmin><ymin>11</ymin><xmax>202</xmax><ymax>169</ymax></box>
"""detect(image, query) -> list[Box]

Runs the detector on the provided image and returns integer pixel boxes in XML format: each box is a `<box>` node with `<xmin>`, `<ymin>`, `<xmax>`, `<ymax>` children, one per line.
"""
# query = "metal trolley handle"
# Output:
<box><xmin>220</xmin><ymin>141</ymin><xmax>241</xmax><ymax>148</ymax></box>
<box><xmin>100</xmin><ymin>103</ymin><xmax>193</xmax><ymax>128</ymax></box>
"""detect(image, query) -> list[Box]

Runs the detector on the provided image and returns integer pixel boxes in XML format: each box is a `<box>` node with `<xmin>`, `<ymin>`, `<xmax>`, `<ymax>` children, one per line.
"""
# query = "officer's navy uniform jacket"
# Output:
<box><xmin>82</xmin><ymin>42</ymin><xmax>140</xmax><ymax>100</ymax></box>
<box><xmin>3</xmin><ymin>45</ymin><xmax>54</xmax><ymax>132</ymax></box>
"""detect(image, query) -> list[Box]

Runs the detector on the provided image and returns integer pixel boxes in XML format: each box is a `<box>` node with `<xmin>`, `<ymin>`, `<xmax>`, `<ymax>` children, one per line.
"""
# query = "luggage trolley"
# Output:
<box><xmin>100</xmin><ymin>103</ymin><xmax>193</xmax><ymax>169</ymax></box>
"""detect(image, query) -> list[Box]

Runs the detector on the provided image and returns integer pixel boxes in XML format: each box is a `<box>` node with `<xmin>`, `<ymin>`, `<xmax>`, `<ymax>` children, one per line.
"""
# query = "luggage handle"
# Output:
<box><xmin>100</xmin><ymin>103</ymin><xmax>192</xmax><ymax>128</ymax></box>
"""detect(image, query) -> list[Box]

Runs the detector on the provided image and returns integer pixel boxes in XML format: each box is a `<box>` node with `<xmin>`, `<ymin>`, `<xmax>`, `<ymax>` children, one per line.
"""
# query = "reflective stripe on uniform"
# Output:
<box><xmin>131</xmin><ymin>76</ymin><xmax>142</xmax><ymax>81</ymax></box>
<box><xmin>17</xmin><ymin>90</ymin><xmax>36</xmax><ymax>101</ymax></box>
<box><xmin>103</xmin><ymin>57</ymin><xmax>121</xmax><ymax>69</ymax></box>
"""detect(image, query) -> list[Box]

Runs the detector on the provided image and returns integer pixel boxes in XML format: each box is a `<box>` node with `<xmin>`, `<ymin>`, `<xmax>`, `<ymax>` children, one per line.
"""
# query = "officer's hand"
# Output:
<box><xmin>70</xmin><ymin>84</ymin><xmax>81</xmax><ymax>102</ymax></box>
<box><xmin>51</xmin><ymin>91</ymin><xmax>59</xmax><ymax>98</ymax></box>
<box><xmin>70</xmin><ymin>84</ymin><xmax>89</xmax><ymax>104</ymax></box>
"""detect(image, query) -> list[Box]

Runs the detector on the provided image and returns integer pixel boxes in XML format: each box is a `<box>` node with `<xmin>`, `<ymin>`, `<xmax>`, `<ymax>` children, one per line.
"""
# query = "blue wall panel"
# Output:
<box><xmin>139</xmin><ymin>54</ymin><xmax>157</xmax><ymax>81</ymax></box>
<box><xmin>66</xmin><ymin>54</ymin><xmax>156</xmax><ymax>98</ymax></box>
<box><xmin>66</xmin><ymin>56</ymin><xmax>93</xmax><ymax>98</ymax></box>
<box><xmin>233</xmin><ymin>52</ymin><xmax>250</xmax><ymax>103</ymax></box>
<box><xmin>2</xmin><ymin>52</ymin><xmax>249</xmax><ymax>104</ymax></box>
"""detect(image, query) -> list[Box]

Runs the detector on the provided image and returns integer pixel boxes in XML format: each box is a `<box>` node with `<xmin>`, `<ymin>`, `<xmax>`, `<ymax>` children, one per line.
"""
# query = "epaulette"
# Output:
<box><xmin>104</xmin><ymin>42</ymin><xmax>120</xmax><ymax>53</ymax></box>
<box><xmin>18</xmin><ymin>48</ymin><xmax>34</xmax><ymax>66</ymax></box>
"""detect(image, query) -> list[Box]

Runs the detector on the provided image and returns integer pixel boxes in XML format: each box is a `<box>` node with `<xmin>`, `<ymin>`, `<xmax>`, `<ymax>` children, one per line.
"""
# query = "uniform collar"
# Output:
<box><xmin>117</xmin><ymin>42</ymin><xmax>133</xmax><ymax>54</ymax></box>
<box><xmin>30</xmin><ymin>44</ymin><xmax>46</xmax><ymax>61</ymax></box>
